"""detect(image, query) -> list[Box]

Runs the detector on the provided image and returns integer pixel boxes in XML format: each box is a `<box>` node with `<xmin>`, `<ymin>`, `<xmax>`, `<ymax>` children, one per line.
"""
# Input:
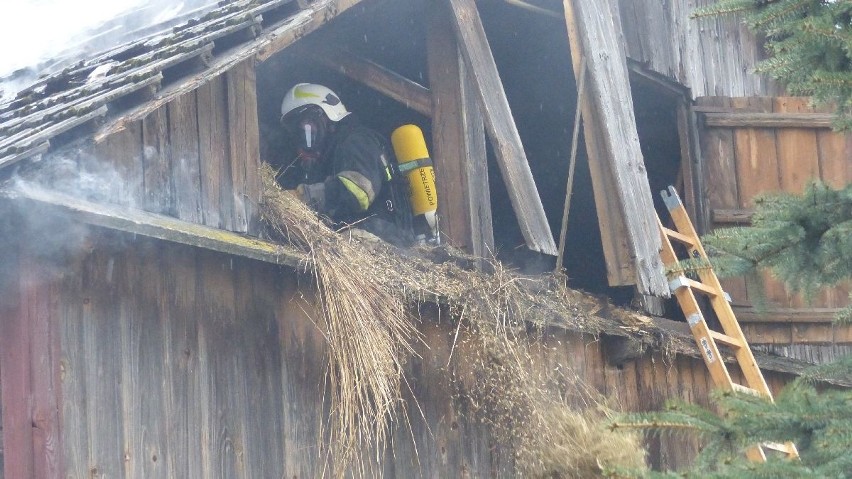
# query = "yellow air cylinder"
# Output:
<box><xmin>391</xmin><ymin>124</ymin><xmax>438</xmax><ymax>235</ymax></box>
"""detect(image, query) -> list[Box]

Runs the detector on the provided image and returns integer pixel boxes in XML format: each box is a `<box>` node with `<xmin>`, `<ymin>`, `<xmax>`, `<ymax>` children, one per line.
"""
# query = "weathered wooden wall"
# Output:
<box><xmin>698</xmin><ymin>96</ymin><xmax>852</xmax><ymax>346</ymax></box>
<box><xmin>1</xmin><ymin>230</ymin><xmax>801</xmax><ymax>477</ymax></box>
<box><xmin>618</xmin><ymin>0</ymin><xmax>779</xmax><ymax>98</ymax></box>
<box><xmin>80</xmin><ymin>60</ymin><xmax>260</xmax><ymax>235</ymax></box>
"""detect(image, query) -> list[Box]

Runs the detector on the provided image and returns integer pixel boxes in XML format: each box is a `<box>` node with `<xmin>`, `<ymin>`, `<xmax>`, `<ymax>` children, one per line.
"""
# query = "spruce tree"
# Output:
<box><xmin>702</xmin><ymin>181</ymin><xmax>852</xmax><ymax>321</ymax></box>
<box><xmin>693</xmin><ymin>0</ymin><xmax>852</xmax><ymax>129</ymax></box>
<box><xmin>613</xmin><ymin>182</ymin><xmax>852</xmax><ymax>477</ymax></box>
<box><xmin>613</xmin><ymin>3</ymin><xmax>852</xmax><ymax>475</ymax></box>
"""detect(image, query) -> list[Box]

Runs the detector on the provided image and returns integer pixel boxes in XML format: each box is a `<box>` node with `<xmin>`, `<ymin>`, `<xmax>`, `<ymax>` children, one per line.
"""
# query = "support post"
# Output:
<box><xmin>446</xmin><ymin>0</ymin><xmax>557</xmax><ymax>256</ymax></box>
<box><xmin>428</xmin><ymin>1</ymin><xmax>494</xmax><ymax>260</ymax></box>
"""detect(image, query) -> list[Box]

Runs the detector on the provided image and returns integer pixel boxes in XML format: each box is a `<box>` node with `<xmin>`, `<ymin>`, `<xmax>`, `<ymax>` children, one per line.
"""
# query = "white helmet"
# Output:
<box><xmin>280</xmin><ymin>83</ymin><xmax>350</xmax><ymax>122</ymax></box>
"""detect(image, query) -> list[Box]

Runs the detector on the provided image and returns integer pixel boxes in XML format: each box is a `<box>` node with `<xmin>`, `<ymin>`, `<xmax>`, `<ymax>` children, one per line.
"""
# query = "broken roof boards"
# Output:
<box><xmin>0</xmin><ymin>0</ymin><xmax>671</xmax><ymax>294</ymax></box>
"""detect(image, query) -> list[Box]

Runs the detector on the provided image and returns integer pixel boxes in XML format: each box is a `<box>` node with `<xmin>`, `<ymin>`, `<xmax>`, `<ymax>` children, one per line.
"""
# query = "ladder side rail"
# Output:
<box><xmin>658</xmin><ymin>188</ymin><xmax>799</xmax><ymax>461</ymax></box>
<box><xmin>661</xmin><ymin>189</ymin><xmax>774</xmax><ymax>398</ymax></box>
<box><xmin>659</xmin><ymin>227</ymin><xmax>736</xmax><ymax>391</ymax></box>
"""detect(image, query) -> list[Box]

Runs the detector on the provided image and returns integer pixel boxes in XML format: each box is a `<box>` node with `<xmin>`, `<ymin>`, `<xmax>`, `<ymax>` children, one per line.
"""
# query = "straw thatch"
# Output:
<box><xmin>259</xmin><ymin>163</ymin><xmax>647</xmax><ymax>477</ymax></box>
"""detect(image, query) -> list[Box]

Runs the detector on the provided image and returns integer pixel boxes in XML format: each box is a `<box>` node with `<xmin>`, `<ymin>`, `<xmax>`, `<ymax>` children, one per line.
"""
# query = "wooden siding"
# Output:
<box><xmin>698</xmin><ymin>96</ymin><xmax>852</xmax><ymax>345</ymax></box>
<box><xmin>80</xmin><ymin>62</ymin><xmax>260</xmax><ymax>235</ymax></box>
<box><xmin>0</xmin><ymin>231</ymin><xmax>804</xmax><ymax>476</ymax></box>
<box><xmin>618</xmin><ymin>0</ymin><xmax>779</xmax><ymax>98</ymax></box>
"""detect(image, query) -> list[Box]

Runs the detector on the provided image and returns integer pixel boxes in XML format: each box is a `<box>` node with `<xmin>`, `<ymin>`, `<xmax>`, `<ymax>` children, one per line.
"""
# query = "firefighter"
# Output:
<box><xmin>277</xmin><ymin>83</ymin><xmax>409</xmax><ymax>245</ymax></box>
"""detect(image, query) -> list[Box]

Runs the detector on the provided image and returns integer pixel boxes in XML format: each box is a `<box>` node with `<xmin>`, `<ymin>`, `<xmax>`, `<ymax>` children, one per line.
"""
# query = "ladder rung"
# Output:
<box><xmin>732</xmin><ymin>384</ymin><xmax>761</xmax><ymax>396</ymax></box>
<box><xmin>661</xmin><ymin>226</ymin><xmax>695</xmax><ymax>247</ymax></box>
<box><xmin>669</xmin><ymin>276</ymin><xmax>719</xmax><ymax>297</ymax></box>
<box><xmin>709</xmin><ymin>330</ymin><xmax>743</xmax><ymax>349</ymax></box>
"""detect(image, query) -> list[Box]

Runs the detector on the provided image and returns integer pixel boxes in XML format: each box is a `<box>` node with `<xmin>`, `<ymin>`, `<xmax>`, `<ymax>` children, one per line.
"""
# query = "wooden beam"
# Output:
<box><xmin>0</xmin><ymin>184</ymin><xmax>306</xmax><ymax>269</ymax></box>
<box><xmin>314</xmin><ymin>50</ymin><xmax>433</xmax><ymax>118</ymax></box>
<box><xmin>446</xmin><ymin>0</ymin><xmax>557</xmax><ymax>256</ymax></box>
<box><xmin>711</xmin><ymin>208</ymin><xmax>754</xmax><ymax>225</ymax></box>
<box><xmin>0</xmin><ymin>224</ymin><xmax>34</xmax><ymax>479</ymax></box>
<box><xmin>563</xmin><ymin>0</ymin><xmax>667</xmax><ymax>294</ymax></box>
<box><xmin>734</xmin><ymin>307</ymin><xmax>843</xmax><ymax>323</ymax></box>
<box><xmin>562</xmin><ymin>0</ymin><xmax>634</xmax><ymax>286</ymax></box>
<box><xmin>703</xmin><ymin>112</ymin><xmax>838</xmax><ymax>129</ymax></box>
<box><xmin>503</xmin><ymin>0</ymin><xmax>561</xmax><ymax>18</ymax></box>
<box><xmin>427</xmin><ymin>1</ymin><xmax>493</xmax><ymax>260</ymax></box>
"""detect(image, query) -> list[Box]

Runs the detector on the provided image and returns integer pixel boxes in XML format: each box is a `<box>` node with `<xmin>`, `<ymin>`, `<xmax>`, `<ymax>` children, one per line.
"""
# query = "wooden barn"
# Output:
<box><xmin>1</xmin><ymin>0</ymin><xmax>849</xmax><ymax>476</ymax></box>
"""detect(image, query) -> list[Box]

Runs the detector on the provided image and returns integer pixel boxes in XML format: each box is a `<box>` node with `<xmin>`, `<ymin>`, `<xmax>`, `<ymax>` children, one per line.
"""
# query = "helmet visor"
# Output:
<box><xmin>283</xmin><ymin>106</ymin><xmax>328</xmax><ymax>154</ymax></box>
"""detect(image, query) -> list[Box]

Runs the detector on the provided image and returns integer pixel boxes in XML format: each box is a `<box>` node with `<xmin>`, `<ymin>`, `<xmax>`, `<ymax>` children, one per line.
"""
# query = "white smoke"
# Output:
<box><xmin>0</xmin><ymin>0</ymin><xmax>220</xmax><ymax>102</ymax></box>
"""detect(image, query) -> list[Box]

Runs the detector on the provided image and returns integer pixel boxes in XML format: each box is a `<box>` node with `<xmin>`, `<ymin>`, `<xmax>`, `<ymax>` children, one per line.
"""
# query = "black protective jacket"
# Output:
<box><xmin>280</xmin><ymin>117</ymin><xmax>409</xmax><ymax>245</ymax></box>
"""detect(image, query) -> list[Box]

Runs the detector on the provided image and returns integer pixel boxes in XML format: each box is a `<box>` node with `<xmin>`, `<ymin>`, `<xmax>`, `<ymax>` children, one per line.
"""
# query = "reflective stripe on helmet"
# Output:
<box><xmin>337</xmin><ymin>170</ymin><xmax>375</xmax><ymax>211</ymax></box>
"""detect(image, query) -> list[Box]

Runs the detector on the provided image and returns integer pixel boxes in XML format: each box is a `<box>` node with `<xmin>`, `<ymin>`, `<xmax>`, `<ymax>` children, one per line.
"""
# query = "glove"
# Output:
<box><xmin>290</xmin><ymin>183</ymin><xmax>326</xmax><ymax>211</ymax></box>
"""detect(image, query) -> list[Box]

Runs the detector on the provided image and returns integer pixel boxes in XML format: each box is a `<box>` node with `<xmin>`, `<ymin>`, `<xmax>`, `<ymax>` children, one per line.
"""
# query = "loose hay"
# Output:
<box><xmin>261</xmin><ymin>164</ymin><xmax>420</xmax><ymax>477</ymax></box>
<box><xmin>260</xmin><ymin>163</ymin><xmax>647</xmax><ymax>477</ymax></box>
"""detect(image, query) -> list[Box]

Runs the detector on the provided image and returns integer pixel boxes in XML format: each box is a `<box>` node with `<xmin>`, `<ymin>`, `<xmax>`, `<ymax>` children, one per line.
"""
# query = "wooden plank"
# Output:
<box><xmin>142</xmin><ymin>107</ymin><xmax>173</xmax><ymax>215</ymax></box>
<box><xmin>160</xmin><ymin>243</ymin><xmax>198</xmax><ymax>477</ymax></box>
<box><xmin>775</xmin><ymin>98</ymin><xmax>821</xmax><ymax>194</ymax></box>
<box><xmin>564</xmin><ymin>0</ymin><xmax>668</xmax><ymax>295</ymax></box>
<box><xmin>135</xmin><ymin>241</ymin><xmax>168</xmax><ymax>478</ymax></box>
<box><xmin>677</xmin><ymin>99</ymin><xmax>699</xmax><ymax>226</ymax></box>
<box><xmin>834</xmin><ymin>323</ymin><xmax>852</xmax><ymax>344</ymax></box>
<box><xmin>82</xmin><ymin>245</ymin><xmax>124</xmax><ymax>477</ymax></box>
<box><xmin>733</xmin><ymin>307</ymin><xmax>844</xmax><ymax>323</ymax></box>
<box><xmin>196</xmin><ymin>75</ymin><xmax>231</xmax><ymax>230</ymax></box>
<box><xmin>427</xmin><ymin>1</ymin><xmax>493</xmax><ymax>258</ymax></box>
<box><xmin>0</xmin><ymin>184</ymin><xmax>305</xmax><ymax>269</ymax></box>
<box><xmin>231</xmin><ymin>283</ymin><xmax>257</xmax><ymax>479</ymax></box>
<box><xmin>636</xmin><ymin>355</ymin><xmax>661</xmax><ymax>470</ymax></box>
<box><xmin>700</xmin><ymin>98</ymin><xmax>738</xmax><ymax>213</ymax></box>
<box><xmin>816</xmin><ymin>125</ymin><xmax>852</xmax><ymax>308</ymax></box>
<box><xmin>711</xmin><ymin>208</ymin><xmax>753</xmax><ymax>225</ymax></box>
<box><xmin>816</xmin><ymin>119</ymin><xmax>852</xmax><ymax>189</ymax></box>
<box><xmin>743</xmin><ymin>322</ymin><xmax>840</xmax><ymax>346</ymax></box>
<box><xmin>90</xmin><ymin>121</ymin><xmax>145</xmax><ymax>206</ymax></box>
<box><xmin>447</xmin><ymin>0</ymin><xmax>557</xmax><ymax>256</ymax></box>
<box><xmin>731</xmin><ymin>97</ymin><xmax>784</xmax><ymax>307</ymax></box>
<box><xmin>617</xmin><ymin>0</ymin><xmax>645</xmax><ymax>63</ymax></box>
<box><xmin>315</xmin><ymin>50</ymin><xmax>432</xmax><ymax>118</ymax></box>
<box><xmin>59</xmin><ymin>247</ymin><xmax>87</xmax><ymax>478</ymax></box>
<box><xmin>792</xmin><ymin>324</ymin><xmax>834</xmax><ymax>345</ymax></box>
<box><xmin>703</xmin><ymin>112</ymin><xmax>838</xmax><ymax>129</ymax></box>
<box><xmin>564</xmin><ymin>0</ymin><xmax>637</xmax><ymax>287</ymax></box>
<box><xmin>119</xmin><ymin>241</ymin><xmax>144</xmax><ymax>478</ymax></box>
<box><xmin>276</xmin><ymin>275</ymin><xmax>326</xmax><ymax>478</ymax></box>
<box><xmin>226</xmin><ymin>60</ymin><xmax>262</xmax><ymax>234</ymax></box>
<box><xmin>24</xmin><ymin>250</ymin><xmax>63</xmax><ymax>479</ymax></box>
<box><xmin>0</xmin><ymin>236</ymin><xmax>34</xmax><ymax>479</ymax></box>
<box><xmin>242</xmin><ymin>262</ymin><xmax>285</xmax><ymax>478</ymax></box>
<box><xmin>168</xmin><ymin>91</ymin><xmax>203</xmax><ymax>224</ymax></box>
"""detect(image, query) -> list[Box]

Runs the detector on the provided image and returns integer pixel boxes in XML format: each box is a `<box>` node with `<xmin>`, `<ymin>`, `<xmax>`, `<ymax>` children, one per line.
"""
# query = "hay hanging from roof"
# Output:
<box><xmin>259</xmin><ymin>163</ymin><xmax>647</xmax><ymax>477</ymax></box>
<box><xmin>260</xmin><ymin>164</ymin><xmax>420</xmax><ymax>477</ymax></box>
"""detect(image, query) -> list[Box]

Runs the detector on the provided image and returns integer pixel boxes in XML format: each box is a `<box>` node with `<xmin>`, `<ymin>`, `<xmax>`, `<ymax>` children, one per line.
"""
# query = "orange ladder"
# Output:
<box><xmin>657</xmin><ymin>186</ymin><xmax>799</xmax><ymax>462</ymax></box>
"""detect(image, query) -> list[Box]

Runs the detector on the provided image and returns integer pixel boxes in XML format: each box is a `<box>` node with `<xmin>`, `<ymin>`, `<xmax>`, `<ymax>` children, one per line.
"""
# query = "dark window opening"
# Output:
<box><xmin>255</xmin><ymin>0</ymin><xmax>693</xmax><ymax>311</ymax></box>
